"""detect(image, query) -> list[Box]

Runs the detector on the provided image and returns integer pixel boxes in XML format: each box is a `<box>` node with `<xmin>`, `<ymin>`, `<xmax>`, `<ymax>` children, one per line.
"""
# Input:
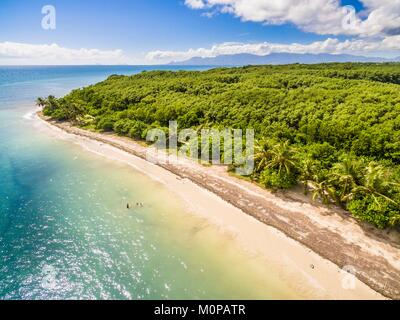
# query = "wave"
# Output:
<box><xmin>23</xmin><ymin>108</ymin><xmax>40</xmax><ymax>120</ymax></box>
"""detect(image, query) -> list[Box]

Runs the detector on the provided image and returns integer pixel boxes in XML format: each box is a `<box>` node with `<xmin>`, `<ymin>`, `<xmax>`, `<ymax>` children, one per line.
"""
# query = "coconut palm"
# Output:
<box><xmin>36</xmin><ymin>97</ymin><xmax>46</xmax><ymax>108</ymax></box>
<box><xmin>330</xmin><ymin>156</ymin><xmax>364</xmax><ymax>204</ymax></box>
<box><xmin>41</xmin><ymin>95</ymin><xmax>58</xmax><ymax>113</ymax></box>
<box><xmin>64</xmin><ymin>102</ymin><xmax>85</xmax><ymax>121</ymax></box>
<box><xmin>298</xmin><ymin>157</ymin><xmax>318</xmax><ymax>194</ymax></box>
<box><xmin>312</xmin><ymin>181</ymin><xmax>333</xmax><ymax>205</ymax></box>
<box><xmin>311</xmin><ymin>173</ymin><xmax>336</xmax><ymax>205</ymax></box>
<box><xmin>265</xmin><ymin>141</ymin><xmax>298</xmax><ymax>176</ymax></box>
<box><xmin>353</xmin><ymin>162</ymin><xmax>399</xmax><ymax>206</ymax></box>
<box><xmin>253</xmin><ymin>140</ymin><xmax>270</xmax><ymax>173</ymax></box>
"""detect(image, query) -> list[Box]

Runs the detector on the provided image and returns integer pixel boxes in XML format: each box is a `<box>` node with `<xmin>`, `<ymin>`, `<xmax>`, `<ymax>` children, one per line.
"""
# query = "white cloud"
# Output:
<box><xmin>146</xmin><ymin>37</ymin><xmax>400</xmax><ymax>63</ymax></box>
<box><xmin>185</xmin><ymin>0</ymin><xmax>206</xmax><ymax>9</ymax></box>
<box><xmin>170</xmin><ymin>1</ymin><xmax>400</xmax><ymax>64</ymax></box>
<box><xmin>0</xmin><ymin>42</ymin><xmax>133</xmax><ymax>65</ymax></box>
<box><xmin>184</xmin><ymin>0</ymin><xmax>400</xmax><ymax>37</ymax></box>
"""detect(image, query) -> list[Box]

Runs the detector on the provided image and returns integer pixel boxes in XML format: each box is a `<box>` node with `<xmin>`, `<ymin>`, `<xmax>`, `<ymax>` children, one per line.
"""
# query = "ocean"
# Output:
<box><xmin>0</xmin><ymin>65</ymin><xmax>297</xmax><ymax>300</ymax></box>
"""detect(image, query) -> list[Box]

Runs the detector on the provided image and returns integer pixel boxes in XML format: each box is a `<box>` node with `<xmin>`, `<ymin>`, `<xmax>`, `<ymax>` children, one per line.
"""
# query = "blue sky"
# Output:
<box><xmin>0</xmin><ymin>0</ymin><xmax>399</xmax><ymax>64</ymax></box>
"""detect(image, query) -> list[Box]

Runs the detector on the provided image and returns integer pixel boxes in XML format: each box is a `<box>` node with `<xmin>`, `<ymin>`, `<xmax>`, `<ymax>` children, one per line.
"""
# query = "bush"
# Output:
<box><xmin>306</xmin><ymin>142</ymin><xmax>338</xmax><ymax>167</ymax></box>
<box><xmin>128</xmin><ymin>121</ymin><xmax>149</xmax><ymax>139</ymax></box>
<box><xmin>260</xmin><ymin>168</ymin><xmax>298</xmax><ymax>190</ymax></box>
<box><xmin>347</xmin><ymin>195</ymin><xmax>400</xmax><ymax>229</ymax></box>
<box><xmin>42</xmin><ymin>106</ymin><xmax>53</xmax><ymax>117</ymax></box>
<box><xmin>96</xmin><ymin>116</ymin><xmax>115</xmax><ymax>132</ymax></box>
<box><xmin>113</xmin><ymin>119</ymin><xmax>135</xmax><ymax>135</ymax></box>
<box><xmin>50</xmin><ymin>109</ymin><xmax>67</xmax><ymax>121</ymax></box>
<box><xmin>38</xmin><ymin>63</ymin><xmax>400</xmax><ymax>229</ymax></box>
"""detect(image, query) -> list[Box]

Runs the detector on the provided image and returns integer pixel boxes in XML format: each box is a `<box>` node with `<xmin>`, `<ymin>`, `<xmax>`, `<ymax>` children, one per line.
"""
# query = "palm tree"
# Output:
<box><xmin>253</xmin><ymin>140</ymin><xmax>270</xmax><ymax>173</ymax></box>
<box><xmin>330</xmin><ymin>158</ymin><xmax>399</xmax><ymax>208</ymax></box>
<box><xmin>64</xmin><ymin>102</ymin><xmax>85</xmax><ymax>122</ymax></box>
<box><xmin>353</xmin><ymin>162</ymin><xmax>399</xmax><ymax>206</ymax></box>
<box><xmin>330</xmin><ymin>156</ymin><xmax>363</xmax><ymax>205</ymax></box>
<box><xmin>36</xmin><ymin>97</ymin><xmax>46</xmax><ymax>108</ymax></box>
<box><xmin>298</xmin><ymin>157</ymin><xmax>317</xmax><ymax>194</ymax></box>
<box><xmin>265</xmin><ymin>141</ymin><xmax>297</xmax><ymax>176</ymax></box>
<box><xmin>311</xmin><ymin>173</ymin><xmax>336</xmax><ymax>205</ymax></box>
<box><xmin>42</xmin><ymin>95</ymin><xmax>58</xmax><ymax>113</ymax></box>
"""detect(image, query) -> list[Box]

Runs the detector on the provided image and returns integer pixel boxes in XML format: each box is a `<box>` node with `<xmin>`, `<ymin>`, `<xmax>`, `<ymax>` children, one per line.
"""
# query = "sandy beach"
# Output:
<box><xmin>34</xmin><ymin>111</ymin><xmax>400</xmax><ymax>300</ymax></box>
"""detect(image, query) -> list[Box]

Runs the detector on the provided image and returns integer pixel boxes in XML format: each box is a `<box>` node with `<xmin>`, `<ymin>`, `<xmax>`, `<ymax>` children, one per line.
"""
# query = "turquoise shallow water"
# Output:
<box><xmin>0</xmin><ymin>66</ymin><xmax>298</xmax><ymax>300</ymax></box>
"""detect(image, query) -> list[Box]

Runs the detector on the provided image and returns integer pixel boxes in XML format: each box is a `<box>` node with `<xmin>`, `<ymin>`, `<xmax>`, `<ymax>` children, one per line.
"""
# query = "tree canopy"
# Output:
<box><xmin>39</xmin><ymin>63</ymin><xmax>400</xmax><ymax>229</ymax></box>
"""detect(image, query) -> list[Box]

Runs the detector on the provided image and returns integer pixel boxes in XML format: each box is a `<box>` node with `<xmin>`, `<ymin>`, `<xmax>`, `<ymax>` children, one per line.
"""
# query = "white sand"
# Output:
<box><xmin>33</xmin><ymin>113</ymin><xmax>385</xmax><ymax>300</ymax></box>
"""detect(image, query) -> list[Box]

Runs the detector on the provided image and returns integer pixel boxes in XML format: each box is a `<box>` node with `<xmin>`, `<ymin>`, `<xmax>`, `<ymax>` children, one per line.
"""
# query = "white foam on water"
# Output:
<box><xmin>23</xmin><ymin>108</ymin><xmax>40</xmax><ymax>120</ymax></box>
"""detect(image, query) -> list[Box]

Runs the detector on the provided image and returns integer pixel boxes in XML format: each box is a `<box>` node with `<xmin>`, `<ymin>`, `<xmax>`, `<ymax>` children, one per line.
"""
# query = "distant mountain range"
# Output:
<box><xmin>170</xmin><ymin>53</ymin><xmax>399</xmax><ymax>66</ymax></box>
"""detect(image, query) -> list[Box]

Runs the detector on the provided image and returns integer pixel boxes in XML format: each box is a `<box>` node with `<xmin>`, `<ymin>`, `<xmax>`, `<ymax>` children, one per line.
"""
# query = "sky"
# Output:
<box><xmin>0</xmin><ymin>0</ymin><xmax>399</xmax><ymax>65</ymax></box>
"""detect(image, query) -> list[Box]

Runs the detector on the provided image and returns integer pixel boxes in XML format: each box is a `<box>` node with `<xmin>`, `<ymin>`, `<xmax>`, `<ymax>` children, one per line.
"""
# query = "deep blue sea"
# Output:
<box><xmin>0</xmin><ymin>66</ymin><xmax>296</xmax><ymax>300</ymax></box>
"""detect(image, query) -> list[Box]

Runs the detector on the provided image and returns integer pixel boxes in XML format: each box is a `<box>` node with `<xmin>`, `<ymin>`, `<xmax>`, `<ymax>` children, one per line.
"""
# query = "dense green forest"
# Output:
<box><xmin>38</xmin><ymin>63</ymin><xmax>400</xmax><ymax>229</ymax></box>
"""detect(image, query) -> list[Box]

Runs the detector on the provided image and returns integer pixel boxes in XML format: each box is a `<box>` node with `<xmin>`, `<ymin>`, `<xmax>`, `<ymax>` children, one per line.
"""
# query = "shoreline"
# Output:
<box><xmin>35</xmin><ymin>112</ymin><xmax>400</xmax><ymax>299</ymax></box>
